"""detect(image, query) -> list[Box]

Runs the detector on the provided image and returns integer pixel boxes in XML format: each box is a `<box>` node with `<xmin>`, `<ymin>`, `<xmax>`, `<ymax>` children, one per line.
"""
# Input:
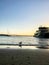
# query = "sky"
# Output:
<box><xmin>0</xmin><ymin>0</ymin><xmax>49</xmax><ymax>35</ymax></box>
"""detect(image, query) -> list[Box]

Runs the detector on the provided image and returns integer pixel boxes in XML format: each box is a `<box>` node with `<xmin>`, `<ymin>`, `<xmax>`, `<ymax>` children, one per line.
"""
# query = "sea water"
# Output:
<box><xmin>0</xmin><ymin>36</ymin><xmax>49</xmax><ymax>49</ymax></box>
<box><xmin>0</xmin><ymin>36</ymin><xmax>38</xmax><ymax>44</ymax></box>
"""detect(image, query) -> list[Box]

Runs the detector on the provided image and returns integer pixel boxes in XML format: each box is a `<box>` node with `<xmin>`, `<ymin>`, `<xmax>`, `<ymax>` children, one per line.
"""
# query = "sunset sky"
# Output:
<box><xmin>0</xmin><ymin>0</ymin><xmax>49</xmax><ymax>35</ymax></box>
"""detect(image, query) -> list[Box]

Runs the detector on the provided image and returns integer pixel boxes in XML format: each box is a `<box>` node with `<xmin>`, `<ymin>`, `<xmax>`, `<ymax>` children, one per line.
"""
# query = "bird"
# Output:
<box><xmin>19</xmin><ymin>41</ymin><xmax>22</xmax><ymax>47</ymax></box>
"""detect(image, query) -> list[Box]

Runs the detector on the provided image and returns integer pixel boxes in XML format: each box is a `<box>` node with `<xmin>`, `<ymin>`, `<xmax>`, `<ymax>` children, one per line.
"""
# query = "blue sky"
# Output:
<box><xmin>0</xmin><ymin>0</ymin><xmax>49</xmax><ymax>35</ymax></box>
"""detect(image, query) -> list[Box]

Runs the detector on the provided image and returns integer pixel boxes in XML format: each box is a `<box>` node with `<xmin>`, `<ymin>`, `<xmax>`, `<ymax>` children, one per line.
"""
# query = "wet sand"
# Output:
<box><xmin>0</xmin><ymin>48</ymin><xmax>49</xmax><ymax>65</ymax></box>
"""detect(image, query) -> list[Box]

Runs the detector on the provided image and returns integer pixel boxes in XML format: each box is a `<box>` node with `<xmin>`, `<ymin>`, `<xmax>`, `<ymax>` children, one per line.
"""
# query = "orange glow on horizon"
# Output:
<box><xmin>0</xmin><ymin>31</ymin><xmax>35</xmax><ymax>35</ymax></box>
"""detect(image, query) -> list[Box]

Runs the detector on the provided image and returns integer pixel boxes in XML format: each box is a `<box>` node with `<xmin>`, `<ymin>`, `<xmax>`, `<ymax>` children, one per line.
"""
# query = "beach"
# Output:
<box><xmin>0</xmin><ymin>48</ymin><xmax>49</xmax><ymax>65</ymax></box>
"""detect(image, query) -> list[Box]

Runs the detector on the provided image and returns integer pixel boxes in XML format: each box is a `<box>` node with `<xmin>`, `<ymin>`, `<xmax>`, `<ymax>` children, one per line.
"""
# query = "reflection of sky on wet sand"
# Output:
<box><xmin>0</xmin><ymin>46</ymin><xmax>38</xmax><ymax>49</ymax></box>
<box><xmin>21</xmin><ymin>46</ymin><xmax>38</xmax><ymax>49</ymax></box>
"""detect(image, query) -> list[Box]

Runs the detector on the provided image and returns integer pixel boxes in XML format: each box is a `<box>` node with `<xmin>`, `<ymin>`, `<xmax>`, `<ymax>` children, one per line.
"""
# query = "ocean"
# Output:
<box><xmin>0</xmin><ymin>36</ymin><xmax>49</xmax><ymax>49</ymax></box>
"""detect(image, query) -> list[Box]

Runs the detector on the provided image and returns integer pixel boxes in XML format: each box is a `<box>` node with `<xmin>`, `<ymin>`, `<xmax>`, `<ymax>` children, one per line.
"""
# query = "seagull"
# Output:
<box><xmin>19</xmin><ymin>41</ymin><xmax>22</xmax><ymax>47</ymax></box>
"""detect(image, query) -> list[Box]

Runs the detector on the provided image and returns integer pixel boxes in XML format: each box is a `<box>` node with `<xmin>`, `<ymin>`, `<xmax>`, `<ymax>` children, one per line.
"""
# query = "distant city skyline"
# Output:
<box><xmin>0</xmin><ymin>0</ymin><xmax>49</xmax><ymax>35</ymax></box>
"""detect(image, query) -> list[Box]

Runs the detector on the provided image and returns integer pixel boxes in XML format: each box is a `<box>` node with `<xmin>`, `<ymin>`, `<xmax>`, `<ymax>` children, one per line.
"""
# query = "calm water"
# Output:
<box><xmin>0</xmin><ymin>36</ymin><xmax>37</xmax><ymax>44</ymax></box>
<box><xmin>0</xmin><ymin>36</ymin><xmax>49</xmax><ymax>49</ymax></box>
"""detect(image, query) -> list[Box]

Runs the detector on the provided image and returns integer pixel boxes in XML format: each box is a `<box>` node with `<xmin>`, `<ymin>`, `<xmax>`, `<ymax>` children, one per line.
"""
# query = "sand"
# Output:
<box><xmin>0</xmin><ymin>48</ymin><xmax>49</xmax><ymax>65</ymax></box>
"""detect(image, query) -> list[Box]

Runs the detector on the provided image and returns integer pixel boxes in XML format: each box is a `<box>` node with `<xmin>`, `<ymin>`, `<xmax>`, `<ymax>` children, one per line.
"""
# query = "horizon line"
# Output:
<box><xmin>0</xmin><ymin>33</ymin><xmax>33</xmax><ymax>36</ymax></box>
